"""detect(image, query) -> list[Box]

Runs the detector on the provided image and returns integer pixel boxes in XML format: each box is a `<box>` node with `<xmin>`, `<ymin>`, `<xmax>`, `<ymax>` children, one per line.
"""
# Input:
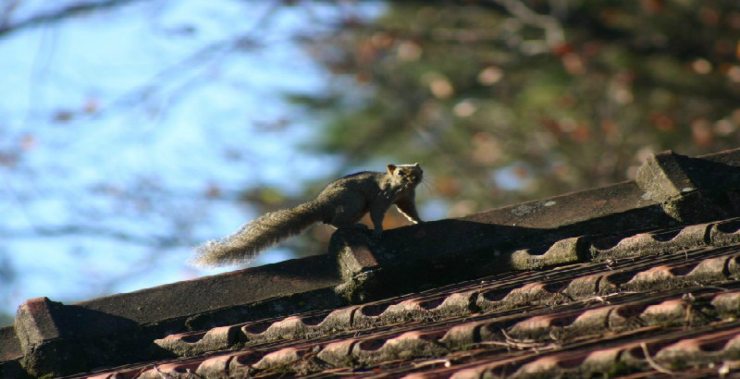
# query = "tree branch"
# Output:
<box><xmin>0</xmin><ymin>0</ymin><xmax>146</xmax><ymax>39</ymax></box>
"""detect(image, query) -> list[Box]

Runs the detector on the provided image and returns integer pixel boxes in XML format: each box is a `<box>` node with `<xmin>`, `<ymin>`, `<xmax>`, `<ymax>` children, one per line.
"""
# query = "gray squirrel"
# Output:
<box><xmin>195</xmin><ymin>163</ymin><xmax>423</xmax><ymax>266</ymax></box>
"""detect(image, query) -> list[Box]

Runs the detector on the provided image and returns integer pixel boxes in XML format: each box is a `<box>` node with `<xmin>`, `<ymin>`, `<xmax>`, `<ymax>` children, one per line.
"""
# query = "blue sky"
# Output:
<box><xmin>0</xmin><ymin>1</ymin><xmax>384</xmax><ymax>318</ymax></box>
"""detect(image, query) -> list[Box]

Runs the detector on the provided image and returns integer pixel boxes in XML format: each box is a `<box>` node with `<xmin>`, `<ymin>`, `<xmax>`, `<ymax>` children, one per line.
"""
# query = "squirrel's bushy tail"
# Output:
<box><xmin>194</xmin><ymin>202</ymin><xmax>322</xmax><ymax>266</ymax></box>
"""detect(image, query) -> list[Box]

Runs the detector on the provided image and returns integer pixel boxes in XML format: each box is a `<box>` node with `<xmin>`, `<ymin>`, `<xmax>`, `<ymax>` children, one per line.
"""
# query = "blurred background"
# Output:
<box><xmin>0</xmin><ymin>0</ymin><xmax>738</xmax><ymax>325</ymax></box>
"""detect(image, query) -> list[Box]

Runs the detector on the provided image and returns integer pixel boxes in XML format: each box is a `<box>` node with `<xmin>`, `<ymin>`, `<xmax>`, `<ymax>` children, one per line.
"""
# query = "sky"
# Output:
<box><xmin>0</xmin><ymin>1</ymin><xmax>385</xmax><ymax>320</ymax></box>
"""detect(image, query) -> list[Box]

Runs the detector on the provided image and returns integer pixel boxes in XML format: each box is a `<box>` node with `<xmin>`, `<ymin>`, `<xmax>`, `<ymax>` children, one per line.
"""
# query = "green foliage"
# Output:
<box><xmin>293</xmin><ymin>1</ymin><xmax>740</xmax><ymax>215</ymax></box>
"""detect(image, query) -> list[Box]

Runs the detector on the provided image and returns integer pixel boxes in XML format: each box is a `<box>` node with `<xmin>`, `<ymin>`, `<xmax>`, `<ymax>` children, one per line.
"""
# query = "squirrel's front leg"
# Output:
<box><xmin>395</xmin><ymin>194</ymin><xmax>422</xmax><ymax>224</ymax></box>
<box><xmin>369</xmin><ymin>204</ymin><xmax>387</xmax><ymax>239</ymax></box>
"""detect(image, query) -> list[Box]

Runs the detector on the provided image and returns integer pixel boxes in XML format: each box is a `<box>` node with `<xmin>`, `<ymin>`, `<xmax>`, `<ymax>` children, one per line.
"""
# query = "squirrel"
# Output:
<box><xmin>195</xmin><ymin>163</ymin><xmax>424</xmax><ymax>266</ymax></box>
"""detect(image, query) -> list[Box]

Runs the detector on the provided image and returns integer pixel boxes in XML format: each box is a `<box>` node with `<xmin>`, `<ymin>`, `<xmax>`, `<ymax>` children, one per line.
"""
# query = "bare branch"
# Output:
<box><xmin>0</xmin><ymin>0</ymin><xmax>146</xmax><ymax>39</ymax></box>
<box><xmin>48</xmin><ymin>0</ymin><xmax>283</xmax><ymax>121</ymax></box>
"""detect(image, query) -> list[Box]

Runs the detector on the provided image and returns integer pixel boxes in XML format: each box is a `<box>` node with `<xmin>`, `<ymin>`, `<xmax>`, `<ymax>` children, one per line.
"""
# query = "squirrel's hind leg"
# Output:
<box><xmin>328</xmin><ymin>212</ymin><xmax>371</xmax><ymax>236</ymax></box>
<box><xmin>327</xmin><ymin>198</ymin><xmax>367</xmax><ymax>228</ymax></box>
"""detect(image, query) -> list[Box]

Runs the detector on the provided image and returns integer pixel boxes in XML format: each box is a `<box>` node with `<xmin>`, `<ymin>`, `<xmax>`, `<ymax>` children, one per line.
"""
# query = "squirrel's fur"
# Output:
<box><xmin>195</xmin><ymin>163</ymin><xmax>423</xmax><ymax>266</ymax></box>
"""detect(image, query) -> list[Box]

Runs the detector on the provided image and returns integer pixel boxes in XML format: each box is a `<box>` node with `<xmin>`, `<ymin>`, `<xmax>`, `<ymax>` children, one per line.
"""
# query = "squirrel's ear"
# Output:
<box><xmin>386</xmin><ymin>164</ymin><xmax>397</xmax><ymax>174</ymax></box>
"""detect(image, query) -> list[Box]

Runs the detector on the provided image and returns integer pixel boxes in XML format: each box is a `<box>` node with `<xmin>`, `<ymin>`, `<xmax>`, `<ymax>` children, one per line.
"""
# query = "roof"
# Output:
<box><xmin>1</xmin><ymin>148</ymin><xmax>739</xmax><ymax>378</ymax></box>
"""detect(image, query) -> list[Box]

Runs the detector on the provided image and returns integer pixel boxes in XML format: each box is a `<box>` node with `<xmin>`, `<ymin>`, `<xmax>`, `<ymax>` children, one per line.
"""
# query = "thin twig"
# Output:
<box><xmin>0</xmin><ymin>0</ymin><xmax>146</xmax><ymax>38</ymax></box>
<box><xmin>496</xmin><ymin>329</ymin><xmax>555</xmax><ymax>351</ymax></box>
<box><xmin>640</xmin><ymin>342</ymin><xmax>675</xmax><ymax>375</ymax></box>
<box><xmin>412</xmin><ymin>358</ymin><xmax>452</xmax><ymax>368</ymax></box>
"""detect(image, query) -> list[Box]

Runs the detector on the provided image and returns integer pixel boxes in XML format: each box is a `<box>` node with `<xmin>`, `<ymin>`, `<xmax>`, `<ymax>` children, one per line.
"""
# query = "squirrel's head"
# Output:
<box><xmin>386</xmin><ymin>163</ymin><xmax>423</xmax><ymax>188</ymax></box>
